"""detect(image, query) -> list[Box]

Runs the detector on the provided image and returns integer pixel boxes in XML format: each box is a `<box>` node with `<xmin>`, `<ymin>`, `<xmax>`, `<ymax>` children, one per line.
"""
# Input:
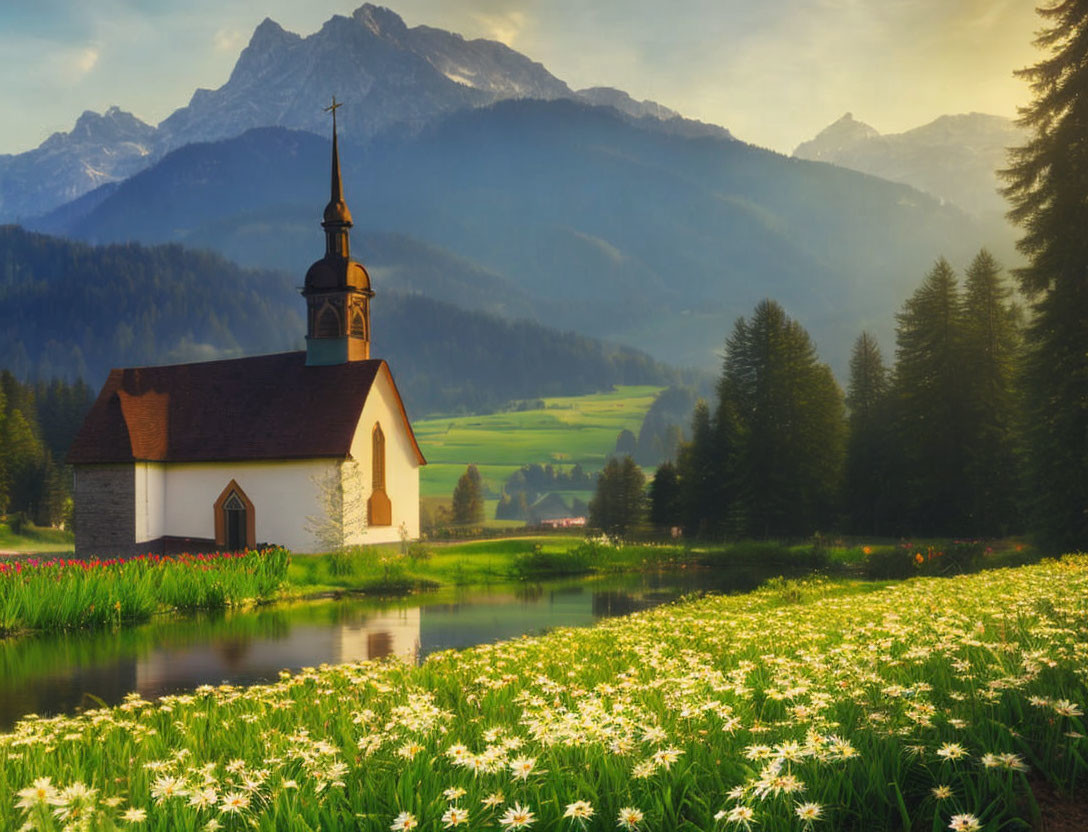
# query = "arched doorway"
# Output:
<box><xmin>214</xmin><ymin>480</ymin><xmax>256</xmax><ymax>550</ymax></box>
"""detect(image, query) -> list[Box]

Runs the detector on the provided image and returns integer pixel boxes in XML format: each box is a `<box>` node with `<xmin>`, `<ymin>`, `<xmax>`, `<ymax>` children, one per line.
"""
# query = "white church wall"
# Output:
<box><xmin>134</xmin><ymin>462</ymin><xmax>166</xmax><ymax>544</ymax></box>
<box><xmin>161</xmin><ymin>459</ymin><xmax>337</xmax><ymax>553</ymax></box>
<box><xmin>349</xmin><ymin>365</ymin><xmax>422</xmax><ymax>544</ymax></box>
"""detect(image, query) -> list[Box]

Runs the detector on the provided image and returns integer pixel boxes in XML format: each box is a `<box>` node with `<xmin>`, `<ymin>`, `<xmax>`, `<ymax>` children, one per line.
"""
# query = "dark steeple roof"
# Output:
<box><xmin>305</xmin><ymin>96</ymin><xmax>371</xmax><ymax>294</ymax></box>
<box><xmin>323</xmin><ymin>101</ymin><xmax>353</xmax><ymax>226</ymax></box>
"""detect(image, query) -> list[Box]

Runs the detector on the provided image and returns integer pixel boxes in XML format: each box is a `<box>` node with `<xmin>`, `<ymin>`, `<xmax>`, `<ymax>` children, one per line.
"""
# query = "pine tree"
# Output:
<box><xmin>0</xmin><ymin>381</ymin><xmax>7</xmax><ymax>514</ymax></box>
<box><xmin>614</xmin><ymin>429</ymin><xmax>637</xmax><ymax>457</ymax></box>
<box><xmin>845</xmin><ymin>332</ymin><xmax>891</xmax><ymax>535</ymax></box>
<box><xmin>589</xmin><ymin>456</ymin><xmax>645</xmax><ymax>537</ymax></box>
<box><xmin>675</xmin><ymin>399</ymin><xmax>716</xmax><ymax>536</ymax></box>
<box><xmin>451</xmin><ymin>464</ymin><xmax>485</xmax><ymax>525</ymax></box>
<box><xmin>961</xmin><ymin>250</ymin><xmax>1022</xmax><ymax>536</ymax></box>
<box><xmin>720</xmin><ymin>300</ymin><xmax>846</xmax><ymax>538</ymax></box>
<box><xmin>711</xmin><ymin>377</ymin><xmax>745</xmax><ymax>536</ymax></box>
<box><xmin>1001</xmin><ymin>0</ymin><xmax>1088</xmax><ymax>551</ymax></box>
<box><xmin>648</xmin><ymin>461</ymin><xmax>681</xmax><ymax>530</ymax></box>
<box><xmin>1</xmin><ymin>408</ymin><xmax>46</xmax><ymax>520</ymax></box>
<box><xmin>892</xmin><ymin>259</ymin><xmax>969</xmax><ymax>535</ymax></box>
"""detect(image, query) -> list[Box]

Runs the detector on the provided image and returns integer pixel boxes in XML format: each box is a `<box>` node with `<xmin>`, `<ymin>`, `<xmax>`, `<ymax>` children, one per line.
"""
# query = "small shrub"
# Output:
<box><xmin>705</xmin><ymin>541</ymin><xmax>827</xmax><ymax>570</ymax></box>
<box><xmin>511</xmin><ymin>545</ymin><xmax>593</xmax><ymax>580</ymax></box>
<box><xmin>407</xmin><ymin>542</ymin><xmax>432</xmax><ymax>562</ymax></box>
<box><xmin>763</xmin><ymin>575</ymin><xmax>805</xmax><ymax>604</ymax></box>
<box><xmin>862</xmin><ymin>545</ymin><xmax>916</xmax><ymax>579</ymax></box>
<box><xmin>862</xmin><ymin>541</ymin><xmax>988</xmax><ymax>579</ymax></box>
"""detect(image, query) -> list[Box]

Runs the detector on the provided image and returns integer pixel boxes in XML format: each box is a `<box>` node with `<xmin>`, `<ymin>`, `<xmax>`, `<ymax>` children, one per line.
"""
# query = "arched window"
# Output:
<box><xmin>214</xmin><ymin>480</ymin><xmax>255</xmax><ymax>550</ymax></box>
<box><xmin>315</xmin><ymin>302</ymin><xmax>341</xmax><ymax>338</ymax></box>
<box><xmin>350</xmin><ymin>306</ymin><xmax>367</xmax><ymax>338</ymax></box>
<box><xmin>372</xmin><ymin>423</ymin><xmax>386</xmax><ymax>491</ymax></box>
<box><xmin>368</xmin><ymin>423</ymin><xmax>392</xmax><ymax>526</ymax></box>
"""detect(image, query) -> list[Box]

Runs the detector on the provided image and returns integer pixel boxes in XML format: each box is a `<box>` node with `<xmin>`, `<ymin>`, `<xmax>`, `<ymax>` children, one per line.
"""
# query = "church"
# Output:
<box><xmin>67</xmin><ymin>103</ymin><xmax>425</xmax><ymax>556</ymax></box>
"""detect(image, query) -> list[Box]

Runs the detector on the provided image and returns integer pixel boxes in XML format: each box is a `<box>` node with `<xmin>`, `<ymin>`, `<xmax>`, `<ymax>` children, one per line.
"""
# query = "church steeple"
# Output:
<box><xmin>302</xmin><ymin>97</ymin><xmax>374</xmax><ymax>367</ymax></box>
<box><xmin>322</xmin><ymin>98</ymin><xmax>353</xmax><ymax>258</ymax></box>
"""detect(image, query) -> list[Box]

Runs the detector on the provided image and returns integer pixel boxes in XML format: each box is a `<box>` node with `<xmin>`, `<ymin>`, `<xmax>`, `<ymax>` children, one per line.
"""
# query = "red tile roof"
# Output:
<box><xmin>67</xmin><ymin>352</ymin><xmax>425</xmax><ymax>465</ymax></box>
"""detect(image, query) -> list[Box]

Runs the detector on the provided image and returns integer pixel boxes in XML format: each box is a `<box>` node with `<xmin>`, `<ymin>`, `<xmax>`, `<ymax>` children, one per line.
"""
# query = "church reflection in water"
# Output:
<box><xmin>1</xmin><ymin>569</ymin><xmax>763</xmax><ymax>731</ymax></box>
<box><xmin>133</xmin><ymin>608</ymin><xmax>422</xmax><ymax>695</ymax></box>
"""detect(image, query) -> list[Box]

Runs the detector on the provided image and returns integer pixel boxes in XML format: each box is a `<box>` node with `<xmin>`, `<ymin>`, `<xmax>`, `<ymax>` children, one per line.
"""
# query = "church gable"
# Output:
<box><xmin>349</xmin><ymin>363</ymin><xmax>424</xmax><ymax>538</ymax></box>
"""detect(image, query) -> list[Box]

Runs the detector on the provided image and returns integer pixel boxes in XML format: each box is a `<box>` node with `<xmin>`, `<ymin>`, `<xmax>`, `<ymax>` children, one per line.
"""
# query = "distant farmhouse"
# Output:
<box><xmin>67</xmin><ymin>103</ymin><xmax>425</xmax><ymax>556</ymax></box>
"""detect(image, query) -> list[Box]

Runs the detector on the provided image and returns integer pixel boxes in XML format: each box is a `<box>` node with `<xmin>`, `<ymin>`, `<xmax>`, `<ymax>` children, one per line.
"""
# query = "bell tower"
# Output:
<box><xmin>303</xmin><ymin>97</ymin><xmax>374</xmax><ymax>366</ymax></box>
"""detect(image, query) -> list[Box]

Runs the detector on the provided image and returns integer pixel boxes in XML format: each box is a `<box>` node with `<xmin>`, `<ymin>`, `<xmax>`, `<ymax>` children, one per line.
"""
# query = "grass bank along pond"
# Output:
<box><xmin>0</xmin><ymin>570</ymin><xmax>748</xmax><ymax>732</ymax></box>
<box><xmin>0</xmin><ymin>549</ymin><xmax>289</xmax><ymax>636</ymax></box>
<box><xmin>2</xmin><ymin>557</ymin><xmax>1086</xmax><ymax>830</ymax></box>
<box><xmin>1</xmin><ymin>536</ymin><xmax>1034</xmax><ymax>636</ymax></box>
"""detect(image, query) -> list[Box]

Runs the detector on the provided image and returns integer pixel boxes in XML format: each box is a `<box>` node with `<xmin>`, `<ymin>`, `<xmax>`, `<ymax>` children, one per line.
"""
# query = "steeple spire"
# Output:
<box><xmin>322</xmin><ymin>96</ymin><xmax>352</xmax><ymax>256</ymax></box>
<box><xmin>302</xmin><ymin>96</ymin><xmax>374</xmax><ymax>367</ymax></box>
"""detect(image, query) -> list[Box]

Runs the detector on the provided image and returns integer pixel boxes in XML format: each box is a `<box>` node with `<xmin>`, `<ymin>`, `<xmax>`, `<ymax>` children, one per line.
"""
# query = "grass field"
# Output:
<box><xmin>0</xmin><ymin>522</ymin><xmax>73</xmax><ymax>555</ymax></box>
<box><xmin>0</xmin><ymin>549</ymin><xmax>289</xmax><ymax>635</ymax></box>
<box><xmin>413</xmin><ymin>386</ymin><xmax>663</xmax><ymax>512</ymax></box>
<box><xmin>3</xmin><ymin>557</ymin><xmax>1084</xmax><ymax>830</ymax></box>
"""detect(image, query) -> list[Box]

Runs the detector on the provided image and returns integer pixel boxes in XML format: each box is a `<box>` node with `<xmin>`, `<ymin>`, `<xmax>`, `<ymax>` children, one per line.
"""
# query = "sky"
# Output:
<box><xmin>0</xmin><ymin>0</ymin><xmax>1041</xmax><ymax>156</ymax></box>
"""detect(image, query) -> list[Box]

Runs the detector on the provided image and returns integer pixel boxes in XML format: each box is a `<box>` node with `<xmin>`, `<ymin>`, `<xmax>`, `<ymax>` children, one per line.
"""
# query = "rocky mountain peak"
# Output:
<box><xmin>58</xmin><ymin>107</ymin><xmax>155</xmax><ymax>145</ymax></box>
<box><xmin>250</xmin><ymin>17</ymin><xmax>292</xmax><ymax>44</ymax></box>
<box><xmin>3</xmin><ymin>4</ymin><xmax>728</xmax><ymax>222</ymax></box>
<box><xmin>792</xmin><ymin>111</ymin><xmax>1026</xmax><ymax>220</ymax></box>
<box><xmin>793</xmin><ymin>112</ymin><xmax>880</xmax><ymax>160</ymax></box>
<box><xmin>352</xmin><ymin>4</ymin><xmax>408</xmax><ymax>39</ymax></box>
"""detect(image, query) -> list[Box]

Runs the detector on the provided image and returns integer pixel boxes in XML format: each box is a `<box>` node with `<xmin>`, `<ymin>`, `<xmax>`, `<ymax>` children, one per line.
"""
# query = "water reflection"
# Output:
<box><xmin>0</xmin><ymin>568</ymin><xmax>772</xmax><ymax>731</ymax></box>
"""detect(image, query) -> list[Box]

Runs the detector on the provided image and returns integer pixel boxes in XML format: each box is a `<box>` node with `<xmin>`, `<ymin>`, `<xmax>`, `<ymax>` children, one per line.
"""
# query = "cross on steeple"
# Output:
<box><xmin>324</xmin><ymin>96</ymin><xmax>343</xmax><ymax>131</ymax></box>
<box><xmin>321</xmin><ymin>95</ymin><xmax>351</xmax><ymax>235</ymax></box>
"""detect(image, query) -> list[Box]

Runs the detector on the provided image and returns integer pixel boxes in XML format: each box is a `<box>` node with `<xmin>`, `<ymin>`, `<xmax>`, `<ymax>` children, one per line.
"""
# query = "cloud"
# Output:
<box><xmin>470</xmin><ymin>9</ymin><xmax>528</xmax><ymax>47</ymax></box>
<box><xmin>212</xmin><ymin>28</ymin><xmax>244</xmax><ymax>53</ymax></box>
<box><xmin>67</xmin><ymin>45</ymin><xmax>100</xmax><ymax>78</ymax></box>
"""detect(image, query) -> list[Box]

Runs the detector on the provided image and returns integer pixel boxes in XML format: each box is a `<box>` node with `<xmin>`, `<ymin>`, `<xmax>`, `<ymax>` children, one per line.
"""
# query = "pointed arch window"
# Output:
<box><xmin>372</xmin><ymin>424</ymin><xmax>386</xmax><ymax>491</ymax></box>
<box><xmin>315</xmin><ymin>301</ymin><xmax>341</xmax><ymax>338</ymax></box>
<box><xmin>368</xmin><ymin>423</ymin><xmax>392</xmax><ymax>526</ymax></box>
<box><xmin>214</xmin><ymin>480</ymin><xmax>255</xmax><ymax>550</ymax></box>
<box><xmin>350</xmin><ymin>305</ymin><xmax>367</xmax><ymax>338</ymax></box>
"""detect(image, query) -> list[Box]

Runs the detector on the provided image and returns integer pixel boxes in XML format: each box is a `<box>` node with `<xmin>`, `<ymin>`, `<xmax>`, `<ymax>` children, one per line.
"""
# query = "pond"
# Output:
<box><xmin>0</xmin><ymin>567</ymin><xmax>773</xmax><ymax>731</ymax></box>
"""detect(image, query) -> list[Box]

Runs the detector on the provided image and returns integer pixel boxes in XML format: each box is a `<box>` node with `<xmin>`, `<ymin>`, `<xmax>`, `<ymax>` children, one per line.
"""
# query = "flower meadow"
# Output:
<box><xmin>0</xmin><ymin>549</ymin><xmax>289</xmax><ymax>635</ymax></box>
<box><xmin>2</xmin><ymin>557</ymin><xmax>1086</xmax><ymax>831</ymax></box>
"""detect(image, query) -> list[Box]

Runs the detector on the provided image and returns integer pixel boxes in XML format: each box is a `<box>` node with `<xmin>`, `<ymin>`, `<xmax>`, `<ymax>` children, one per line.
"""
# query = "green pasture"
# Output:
<box><xmin>414</xmin><ymin>385</ymin><xmax>662</xmax><ymax>503</ymax></box>
<box><xmin>0</xmin><ymin>522</ymin><xmax>73</xmax><ymax>555</ymax></box>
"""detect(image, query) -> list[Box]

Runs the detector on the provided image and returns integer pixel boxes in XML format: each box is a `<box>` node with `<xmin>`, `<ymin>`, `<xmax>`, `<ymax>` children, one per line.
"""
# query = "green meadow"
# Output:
<box><xmin>3</xmin><ymin>557</ymin><xmax>1085</xmax><ymax>830</ymax></box>
<box><xmin>413</xmin><ymin>385</ymin><xmax>662</xmax><ymax>514</ymax></box>
<box><xmin>0</xmin><ymin>522</ymin><xmax>73</xmax><ymax>555</ymax></box>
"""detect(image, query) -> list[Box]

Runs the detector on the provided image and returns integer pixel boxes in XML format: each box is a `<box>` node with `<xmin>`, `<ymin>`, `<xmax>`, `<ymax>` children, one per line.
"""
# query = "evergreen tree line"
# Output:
<box><xmin>0</xmin><ymin>373</ymin><xmax>96</xmax><ymax>527</ymax></box>
<box><xmin>643</xmin><ymin>251</ymin><xmax>1042</xmax><ymax>543</ymax></box>
<box><xmin>631</xmin><ymin>4</ymin><xmax>1088</xmax><ymax>554</ymax></box>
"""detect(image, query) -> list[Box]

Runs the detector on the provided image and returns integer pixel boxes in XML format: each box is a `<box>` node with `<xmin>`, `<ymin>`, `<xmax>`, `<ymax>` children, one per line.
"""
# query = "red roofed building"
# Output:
<box><xmin>67</xmin><ymin>104</ymin><xmax>425</xmax><ymax>555</ymax></box>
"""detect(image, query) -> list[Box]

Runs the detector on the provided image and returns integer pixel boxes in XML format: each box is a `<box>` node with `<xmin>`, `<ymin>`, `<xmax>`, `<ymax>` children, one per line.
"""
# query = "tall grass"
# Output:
<box><xmin>1</xmin><ymin>557</ymin><xmax>1084</xmax><ymax>830</ymax></box>
<box><xmin>0</xmin><ymin>548</ymin><xmax>289</xmax><ymax>635</ymax></box>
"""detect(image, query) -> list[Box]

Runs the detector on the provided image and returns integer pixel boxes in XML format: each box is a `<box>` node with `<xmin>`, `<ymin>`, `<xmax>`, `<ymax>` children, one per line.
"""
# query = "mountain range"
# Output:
<box><xmin>34</xmin><ymin>99</ymin><xmax>1011</xmax><ymax>374</ymax></box>
<box><xmin>0</xmin><ymin>4</ymin><xmax>725</xmax><ymax>223</ymax></box>
<box><xmin>793</xmin><ymin>112</ymin><xmax>1026</xmax><ymax>222</ymax></box>
<box><xmin>3</xmin><ymin>2</ymin><xmax>1025</xmax><ymax>385</ymax></box>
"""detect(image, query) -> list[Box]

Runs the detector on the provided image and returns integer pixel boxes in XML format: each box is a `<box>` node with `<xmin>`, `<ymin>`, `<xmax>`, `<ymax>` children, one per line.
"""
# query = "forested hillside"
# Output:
<box><xmin>0</xmin><ymin>226</ymin><xmax>685</xmax><ymax>416</ymax></box>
